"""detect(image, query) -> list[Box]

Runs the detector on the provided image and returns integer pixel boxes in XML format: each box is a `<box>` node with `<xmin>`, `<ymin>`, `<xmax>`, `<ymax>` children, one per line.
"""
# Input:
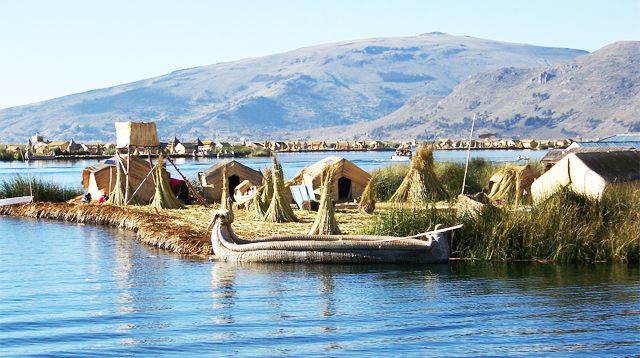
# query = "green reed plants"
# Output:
<box><xmin>368</xmin><ymin>164</ymin><xmax>408</xmax><ymax>202</ymax></box>
<box><xmin>0</xmin><ymin>174</ymin><xmax>84</xmax><ymax>202</ymax></box>
<box><xmin>362</xmin><ymin>185</ymin><xmax>639</xmax><ymax>262</ymax></box>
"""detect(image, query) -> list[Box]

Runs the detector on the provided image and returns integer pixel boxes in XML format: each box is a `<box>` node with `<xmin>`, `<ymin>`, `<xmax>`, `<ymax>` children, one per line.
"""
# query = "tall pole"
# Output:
<box><xmin>125</xmin><ymin>146</ymin><xmax>131</xmax><ymax>205</ymax></box>
<box><xmin>461</xmin><ymin>113</ymin><xmax>476</xmax><ymax>196</ymax></box>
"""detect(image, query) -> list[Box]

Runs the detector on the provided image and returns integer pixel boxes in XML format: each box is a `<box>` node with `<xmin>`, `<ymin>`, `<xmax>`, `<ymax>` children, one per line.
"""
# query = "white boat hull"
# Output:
<box><xmin>0</xmin><ymin>196</ymin><xmax>33</xmax><ymax>206</ymax></box>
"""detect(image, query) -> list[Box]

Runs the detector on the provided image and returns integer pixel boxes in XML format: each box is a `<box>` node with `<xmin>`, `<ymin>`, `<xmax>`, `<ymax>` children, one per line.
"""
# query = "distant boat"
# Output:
<box><xmin>25</xmin><ymin>151</ymin><xmax>55</xmax><ymax>160</ymax></box>
<box><xmin>0</xmin><ymin>196</ymin><xmax>33</xmax><ymax>206</ymax></box>
<box><xmin>517</xmin><ymin>155</ymin><xmax>530</xmax><ymax>161</ymax></box>
<box><xmin>217</xmin><ymin>152</ymin><xmax>234</xmax><ymax>158</ymax></box>
<box><xmin>391</xmin><ymin>147</ymin><xmax>412</xmax><ymax>161</ymax></box>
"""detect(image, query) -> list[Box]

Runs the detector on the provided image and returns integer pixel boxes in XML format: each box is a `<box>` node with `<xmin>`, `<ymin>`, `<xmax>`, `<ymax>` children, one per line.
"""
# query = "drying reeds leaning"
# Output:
<box><xmin>106</xmin><ymin>154</ymin><xmax>143</xmax><ymax>206</ymax></box>
<box><xmin>390</xmin><ymin>145</ymin><xmax>448</xmax><ymax>204</ymax></box>
<box><xmin>308</xmin><ymin>162</ymin><xmax>340</xmax><ymax>235</ymax></box>
<box><xmin>263</xmin><ymin>156</ymin><xmax>298</xmax><ymax>223</ymax></box>
<box><xmin>358</xmin><ymin>175</ymin><xmax>376</xmax><ymax>214</ymax></box>
<box><xmin>249</xmin><ymin>167</ymin><xmax>272</xmax><ymax>220</ymax></box>
<box><xmin>150</xmin><ymin>154</ymin><xmax>185</xmax><ymax>210</ymax></box>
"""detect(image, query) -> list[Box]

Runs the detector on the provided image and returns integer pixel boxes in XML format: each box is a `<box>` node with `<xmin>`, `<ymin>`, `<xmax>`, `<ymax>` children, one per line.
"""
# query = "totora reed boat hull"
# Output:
<box><xmin>209</xmin><ymin>209</ymin><xmax>461</xmax><ymax>263</ymax></box>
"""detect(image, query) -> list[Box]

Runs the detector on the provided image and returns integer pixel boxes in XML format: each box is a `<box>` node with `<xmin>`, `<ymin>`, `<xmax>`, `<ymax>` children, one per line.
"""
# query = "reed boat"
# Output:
<box><xmin>209</xmin><ymin>209</ymin><xmax>462</xmax><ymax>263</ymax></box>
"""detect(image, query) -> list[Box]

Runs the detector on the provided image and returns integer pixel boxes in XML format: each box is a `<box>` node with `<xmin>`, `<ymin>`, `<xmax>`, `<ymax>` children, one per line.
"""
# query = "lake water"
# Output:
<box><xmin>1</xmin><ymin>217</ymin><xmax>638</xmax><ymax>357</ymax></box>
<box><xmin>0</xmin><ymin>149</ymin><xmax>547</xmax><ymax>189</ymax></box>
<box><xmin>2</xmin><ymin>150</ymin><xmax>639</xmax><ymax>356</ymax></box>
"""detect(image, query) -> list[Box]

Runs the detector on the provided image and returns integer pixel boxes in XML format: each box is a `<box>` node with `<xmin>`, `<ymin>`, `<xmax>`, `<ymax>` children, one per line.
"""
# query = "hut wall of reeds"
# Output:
<box><xmin>82</xmin><ymin>154</ymin><xmax>160</xmax><ymax>201</ymax></box>
<box><xmin>198</xmin><ymin>159</ymin><xmax>263</xmax><ymax>203</ymax></box>
<box><xmin>115</xmin><ymin>122</ymin><xmax>160</xmax><ymax>148</ymax></box>
<box><xmin>487</xmin><ymin>164</ymin><xmax>539</xmax><ymax>201</ymax></box>
<box><xmin>531</xmin><ymin>150</ymin><xmax>640</xmax><ymax>202</ymax></box>
<box><xmin>290</xmin><ymin>156</ymin><xmax>371</xmax><ymax>203</ymax></box>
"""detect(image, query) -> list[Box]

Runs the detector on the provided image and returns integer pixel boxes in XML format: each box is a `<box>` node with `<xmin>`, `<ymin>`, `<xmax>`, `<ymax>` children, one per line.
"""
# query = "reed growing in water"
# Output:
<box><xmin>362</xmin><ymin>186</ymin><xmax>639</xmax><ymax>262</ymax></box>
<box><xmin>0</xmin><ymin>174</ymin><xmax>83</xmax><ymax>202</ymax></box>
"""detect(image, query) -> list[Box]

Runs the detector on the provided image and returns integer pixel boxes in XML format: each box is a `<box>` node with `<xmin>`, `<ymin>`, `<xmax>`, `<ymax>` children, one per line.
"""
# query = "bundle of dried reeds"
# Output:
<box><xmin>150</xmin><ymin>154</ymin><xmax>185</xmax><ymax>210</ymax></box>
<box><xmin>308</xmin><ymin>162</ymin><xmax>340</xmax><ymax>235</ymax></box>
<box><xmin>264</xmin><ymin>156</ymin><xmax>298</xmax><ymax>222</ymax></box>
<box><xmin>220</xmin><ymin>167</ymin><xmax>232</xmax><ymax>210</ymax></box>
<box><xmin>358</xmin><ymin>175</ymin><xmax>376</xmax><ymax>214</ymax></box>
<box><xmin>249</xmin><ymin>168</ymin><xmax>272</xmax><ymax>220</ymax></box>
<box><xmin>390</xmin><ymin>145</ymin><xmax>447</xmax><ymax>204</ymax></box>
<box><xmin>488</xmin><ymin>165</ymin><xmax>520</xmax><ymax>203</ymax></box>
<box><xmin>106</xmin><ymin>155</ymin><xmax>143</xmax><ymax>206</ymax></box>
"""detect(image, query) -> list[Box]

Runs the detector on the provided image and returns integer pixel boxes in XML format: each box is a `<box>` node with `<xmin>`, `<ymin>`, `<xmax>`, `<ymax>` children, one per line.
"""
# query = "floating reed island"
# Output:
<box><xmin>0</xmin><ymin>202</ymin><xmax>375</xmax><ymax>258</ymax></box>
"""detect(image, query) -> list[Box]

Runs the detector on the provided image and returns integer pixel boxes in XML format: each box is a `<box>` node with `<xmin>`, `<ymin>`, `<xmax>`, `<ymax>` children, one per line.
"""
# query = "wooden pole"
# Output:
<box><xmin>461</xmin><ymin>113</ymin><xmax>476</xmax><ymax>196</ymax></box>
<box><xmin>125</xmin><ymin>147</ymin><xmax>131</xmax><ymax>206</ymax></box>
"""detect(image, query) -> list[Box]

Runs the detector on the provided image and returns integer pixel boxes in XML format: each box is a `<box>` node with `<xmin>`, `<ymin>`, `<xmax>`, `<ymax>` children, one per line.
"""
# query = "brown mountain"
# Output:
<box><xmin>326</xmin><ymin>41</ymin><xmax>639</xmax><ymax>141</ymax></box>
<box><xmin>0</xmin><ymin>33</ymin><xmax>586</xmax><ymax>143</ymax></box>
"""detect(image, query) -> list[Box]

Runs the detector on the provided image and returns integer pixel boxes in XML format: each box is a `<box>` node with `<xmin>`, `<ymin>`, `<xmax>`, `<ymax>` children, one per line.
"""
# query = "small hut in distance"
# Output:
<box><xmin>198</xmin><ymin>159</ymin><xmax>263</xmax><ymax>203</ymax></box>
<box><xmin>290</xmin><ymin>156</ymin><xmax>371</xmax><ymax>202</ymax></box>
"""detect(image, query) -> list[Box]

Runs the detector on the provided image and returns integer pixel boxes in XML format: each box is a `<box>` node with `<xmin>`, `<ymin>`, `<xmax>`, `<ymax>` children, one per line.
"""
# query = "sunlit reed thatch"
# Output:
<box><xmin>150</xmin><ymin>154</ymin><xmax>185</xmax><ymax>210</ymax></box>
<box><xmin>358</xmin><ymin>175</ymin><xmax>376</xmax><ymax>214</ymax></box>
<box><xmin>264</xmin><ymin>156</ymin><xmax>298</xmax><ymax>222</ymax></box>
<box><xmin>308</xmin><ymin>162</ymin><xmax>340</xmax><ymax>235</ymax></box>
<box><xmin>390</xmin><ymin>144</ymin><xmax>447</xmax><ymax>204</ymax></box>
<box><xmin>249</xmin><ymin>168</ymin><xmax>272</xmax><ymax>220</ymax></box>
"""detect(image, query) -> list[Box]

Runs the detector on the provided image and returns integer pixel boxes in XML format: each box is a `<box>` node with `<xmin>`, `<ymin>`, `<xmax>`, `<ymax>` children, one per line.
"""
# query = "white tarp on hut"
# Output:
<box><xmin>290</xmin><ymin>156</ymin><xmax>371</xmax><ymax>202</ymax></box>
<box><xmin>531</xmin><ymin>150</ymin><xmax>640</xmax><ymax>202</ymax></box>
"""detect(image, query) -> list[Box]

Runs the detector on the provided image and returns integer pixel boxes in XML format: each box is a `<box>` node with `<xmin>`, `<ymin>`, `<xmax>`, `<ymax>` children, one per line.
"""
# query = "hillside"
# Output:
<box><xmin>0</xmin><ymin>33</ymin><xmax>586</xmax><ymax>143</ymax></box>
<box><xmin>326</xmin><ymin>41</ymin><xmax>639</xmax><ymax>141</ymax></box>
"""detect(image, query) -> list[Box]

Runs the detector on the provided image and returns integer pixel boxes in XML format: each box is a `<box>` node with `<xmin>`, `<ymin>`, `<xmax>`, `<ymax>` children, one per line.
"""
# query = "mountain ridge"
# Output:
<box><xmin>0</xmin><ymin>33</ymin><xmax>590</xmax><ymax>142</ymax></box>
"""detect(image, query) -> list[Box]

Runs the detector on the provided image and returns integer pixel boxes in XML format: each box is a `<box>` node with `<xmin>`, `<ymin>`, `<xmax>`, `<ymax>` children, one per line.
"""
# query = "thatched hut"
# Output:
<box><xmin>531</xmin><ymin>150</ymin><xmax>640</xmax><ymax>202</ymax></box>
<box><xmin>290</xmin><ymin>156</ymin><xmax>371</xmax><ymax>203</ymax></box>
<box><xmin>198</xmin><ymin>160</ymin><xmax>263</xmax><ymax>203</ymax></box>
<box><xmin>82</xmin><ymin>154</ymin><xmax>161</xmax><ymax>201</ymax></box>
<box><xmin>487</xmin><ymin>165</ymin><xmax>540</xmax><ymax>202</ymax></box>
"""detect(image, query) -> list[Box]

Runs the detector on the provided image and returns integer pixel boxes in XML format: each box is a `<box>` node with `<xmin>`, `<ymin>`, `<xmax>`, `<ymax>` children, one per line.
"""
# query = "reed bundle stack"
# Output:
<box><xmin>358</xmin><ymin>175</ymin><xmax>376</xmax><ymax>214</ymax></box>
<box><xmin>249</xmin><ymin>168</ymin><xmax>272</xmax><ymax>220</ymax></box>
<box><xmin>150</xmin><ymin>154</ymin><xmax>185</xmax><ymax>210</ymax></box>
<box><xmin>220</xmin><ymin>167</ymin><xmax>232</xmax><ymax>210</ymax></box>
<box><xmin>488</xmin><ymin>164</ymin><xmax>539</xmax><ymax>204</ymax></box>
<box><xmin>390</xmin><ymin>145</ymin><xmax>447</xmax><ymax>204</ymax></box>
<box><xmin>264</xmin><ymin>156</ymin><xmax>298</xmax><ymax>223</ymax></box>
<box><xmin>308</xmin><ymin>163</ymin><xmax>341</xmax><ymax>235</ymax></box>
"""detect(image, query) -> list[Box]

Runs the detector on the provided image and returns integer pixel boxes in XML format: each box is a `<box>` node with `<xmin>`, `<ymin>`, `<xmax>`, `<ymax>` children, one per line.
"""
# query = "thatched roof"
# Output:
<box><xmin>532</xmin><ymin>150</ymin><xmax>640</xmax><ymax>202</ymax></box>
<box><xmin>200</xmin><ymin>160</ymin><xmax>263</xmax><ymax>186</ymax></box>
<box><xmin>199</xmin><ymin>160</ymin><xmax>263</xmax><ymax>203</ymax></box>
<box><xmin>293</xmin><ymin>156</ymin><xmax>371</xmax><ymax>188</ymax></box>
<box><xmin>291</xmin><ymin>156</ymin><xmax>371</xmax><ymax>202</ymax></box>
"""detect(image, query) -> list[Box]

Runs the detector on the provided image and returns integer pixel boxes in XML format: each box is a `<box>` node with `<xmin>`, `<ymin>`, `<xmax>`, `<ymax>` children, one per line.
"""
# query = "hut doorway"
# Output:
<box><xmin>338</xmin><ymin>177</ymin><xmax>352</xmax><ymax>201</ymax></box>
<box><xmin>228</xmin><ymin>175</ymin><xmax>240</xmax><ymax>200</ymax></box>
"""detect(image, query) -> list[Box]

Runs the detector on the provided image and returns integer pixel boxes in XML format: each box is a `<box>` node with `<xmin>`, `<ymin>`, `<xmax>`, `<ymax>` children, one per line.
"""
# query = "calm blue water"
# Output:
<box><xmin>1</xmin><ymin>217</ymin><xmax>638</xmax><ymax>357</ymax></box>
<box><xmin>3</xmin><ymin>150</ymin><xmax>638</xmax><ymax>356</ymax></box>
<box><xmin>0</xmin><ymin>149</ymin><xmax>547</xmax><ymax>189</ymax></box>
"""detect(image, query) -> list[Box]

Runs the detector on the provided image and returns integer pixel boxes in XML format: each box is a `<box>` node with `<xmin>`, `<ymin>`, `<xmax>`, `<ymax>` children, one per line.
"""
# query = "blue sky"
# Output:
<box><xmin>1</xmin><ymin>0</ymin><xmax>638</xmax><ymax>109</ymax></box>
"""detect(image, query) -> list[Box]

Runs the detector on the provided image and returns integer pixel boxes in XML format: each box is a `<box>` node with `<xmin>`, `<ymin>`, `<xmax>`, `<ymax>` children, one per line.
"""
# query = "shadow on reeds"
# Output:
<box><xmin>362</xmin><ymin>186</ymin><xmax>639</xmax><ymax>262</ymax></box>
<box><xmin>0</xmin><ymin>174</ymin><xmax>84</xmax><ymax>202</ymax></box>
